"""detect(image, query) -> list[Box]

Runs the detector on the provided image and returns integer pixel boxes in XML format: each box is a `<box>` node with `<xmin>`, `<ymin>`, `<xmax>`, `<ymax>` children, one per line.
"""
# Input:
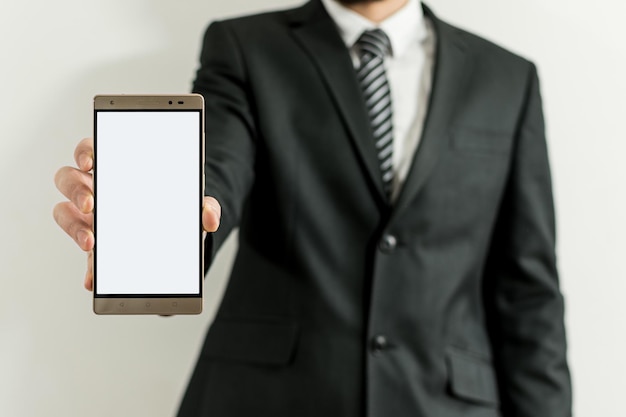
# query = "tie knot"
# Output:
<box><xmin>356</xmin><ymin>29</ymin><xmax>392</xmax><ymax>60</ymax></box>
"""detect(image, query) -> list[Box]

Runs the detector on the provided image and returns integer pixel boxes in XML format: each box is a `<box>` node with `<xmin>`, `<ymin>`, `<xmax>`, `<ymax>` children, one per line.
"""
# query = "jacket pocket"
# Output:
<box><xmin>201</xmin><ymin>317</ymin><xmax>298</xmax><ymax>366</ymax></box>
<box><xmin>451</xmin><ymin>127</ymin><xmax>513</xmax><ymax>155</ymax></box>
<box><xmin>446</xmin><ymin>347</ymin><xmax>499</xmax><ymax>406</ymax></box>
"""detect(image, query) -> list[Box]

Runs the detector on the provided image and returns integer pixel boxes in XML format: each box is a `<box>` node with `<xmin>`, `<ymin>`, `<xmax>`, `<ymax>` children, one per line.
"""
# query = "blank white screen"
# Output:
<box><xmin>95</xmin><ymin>111</ymin><xmax>201</xmax><ymax>295</ymax></box>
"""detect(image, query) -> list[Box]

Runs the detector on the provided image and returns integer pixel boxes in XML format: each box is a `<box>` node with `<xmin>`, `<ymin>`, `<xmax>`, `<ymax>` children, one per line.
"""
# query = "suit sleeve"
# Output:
<box><xmin>484</xmin><ymin>64</ymin><xmax>572</xmax><ymax>416</ymax></box>
<box><xmin>192</xmin><ymin>21</ymin><xmax>256</xmax><ymax>269</ymax></box>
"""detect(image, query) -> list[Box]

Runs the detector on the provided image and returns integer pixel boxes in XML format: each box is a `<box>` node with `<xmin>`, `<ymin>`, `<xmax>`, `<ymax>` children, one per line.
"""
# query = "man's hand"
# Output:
<box><xmin>53</xmin><ymin>138</ymin><xmax>221</xmax><ymax>291</ymax></box>
<box><xmin>53</xmin><ymin>138</ymin><xmax>95</xmax><ymax>290</ymax></box>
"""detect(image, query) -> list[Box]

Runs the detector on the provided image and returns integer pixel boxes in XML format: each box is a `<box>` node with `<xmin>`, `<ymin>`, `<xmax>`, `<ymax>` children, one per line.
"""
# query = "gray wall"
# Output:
<box><xmin>1</xmin><ymin>0</ymin><xmax>624</xmax><ymax>415</ymax></box>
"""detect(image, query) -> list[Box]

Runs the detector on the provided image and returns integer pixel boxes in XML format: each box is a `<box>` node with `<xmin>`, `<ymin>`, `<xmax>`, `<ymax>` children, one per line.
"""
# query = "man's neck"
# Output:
<box><xmin>340</xmin><ymin>0</ymin><xmax>409</xmax><ymax>23</ymax></box>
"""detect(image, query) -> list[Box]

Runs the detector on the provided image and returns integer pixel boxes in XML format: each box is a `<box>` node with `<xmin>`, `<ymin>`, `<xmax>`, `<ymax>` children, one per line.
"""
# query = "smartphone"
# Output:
<box><xmin>93</xmin><ymin>94</ymin><xmax>204</xmax><ymax>315</ymax></box>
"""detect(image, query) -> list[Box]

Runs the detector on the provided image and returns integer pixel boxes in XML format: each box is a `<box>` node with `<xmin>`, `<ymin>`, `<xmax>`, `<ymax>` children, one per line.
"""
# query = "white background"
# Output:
<box><xmin>0</xmin><ymin>0</ymin><xmax>624</xmax><ymax>416</ymax></box>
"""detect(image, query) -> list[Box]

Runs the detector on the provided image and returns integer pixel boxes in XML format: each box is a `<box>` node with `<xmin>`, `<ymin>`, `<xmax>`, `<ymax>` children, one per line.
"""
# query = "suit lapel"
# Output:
<box><xmin>286</xmin><ymin>1</ymin><xmax>473</xmax><ymax>210</ymax></box>
<box><xmin>391</xmin><ymin>6</ymin><xmax>472</xmax><ymax>220</ymax></box>
<box><xmin>288</xmin><ymin>0</ymin><xmax>387</xmax><ymax>202</ymax></box>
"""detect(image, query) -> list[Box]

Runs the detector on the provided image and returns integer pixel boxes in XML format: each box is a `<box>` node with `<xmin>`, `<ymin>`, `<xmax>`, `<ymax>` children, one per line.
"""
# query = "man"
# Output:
<box><xmin>54</xmin><ymin>0</ymin><xmax>572</xmax><ymax>416</ymax></box>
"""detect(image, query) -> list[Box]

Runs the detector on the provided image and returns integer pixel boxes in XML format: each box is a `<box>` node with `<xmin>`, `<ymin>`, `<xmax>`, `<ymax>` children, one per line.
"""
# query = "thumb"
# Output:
<box><xmin>203</xmin><ymin>196</ymin><xmax>221</xmax><ymax>233</ymax></box>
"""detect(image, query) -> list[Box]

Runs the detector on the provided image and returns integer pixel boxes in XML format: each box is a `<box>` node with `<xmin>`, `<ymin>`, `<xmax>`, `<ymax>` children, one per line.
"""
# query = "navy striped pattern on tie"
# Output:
<box><xmin>356</xmin><ymin>29</ymin><xmax>394</xmax><ymax>199</ymax></box>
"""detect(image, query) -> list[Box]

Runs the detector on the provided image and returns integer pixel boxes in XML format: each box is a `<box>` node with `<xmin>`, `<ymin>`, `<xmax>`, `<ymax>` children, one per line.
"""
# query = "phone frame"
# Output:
<box><xmin>93</xmin><ymin>94</ymin><xmax>205</xmax><ymax>315</ymax></box>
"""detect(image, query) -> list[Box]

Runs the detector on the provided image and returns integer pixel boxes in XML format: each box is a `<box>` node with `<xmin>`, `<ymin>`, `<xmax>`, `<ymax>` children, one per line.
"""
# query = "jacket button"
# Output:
<box><xmin>371</xmin><ymin>335</ymin><xmax>389</xmax><ymax>352</ymax></box>
<box><xmin>379</xmin><ymin>234</ymin><xmax>397</xmax><ymax>253</ymax></box>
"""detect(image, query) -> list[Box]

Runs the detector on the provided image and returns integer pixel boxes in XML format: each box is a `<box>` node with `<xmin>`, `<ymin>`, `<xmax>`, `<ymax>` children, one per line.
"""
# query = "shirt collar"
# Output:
<box><xmin>320</xmin><ymin>0</ymin><xmax>428</xmax><ymax>58</ymax></box>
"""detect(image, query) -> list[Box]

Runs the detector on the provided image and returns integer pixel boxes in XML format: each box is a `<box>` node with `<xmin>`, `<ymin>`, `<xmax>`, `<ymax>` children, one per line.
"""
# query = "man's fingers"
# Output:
<box><xmin>54</xmin><ymin>138</ymin><xmax>94</xmax><ymax>292</ymax></box>
<box><xmin>53</xmin><ymin>201</ymin><xmax>94</xmax><ymax>251</ymax></box>
<box><xmin>74</xmin><ymin>138</ymin><xmax>94</xmax><ymax>172</ymax></box>
<box><xmin>203</xmin><ymin>196</ymin><xmax>221</xmax><ymax>233</ymax></box>
<box><xmin>85</xmin><ymin>251</ymin><xmax>93</xmax><ymax>291</ymax></box>
<box><xmin>54</xmin><ymin>166</ymin><xmax>94</xmax><ymax>213</ymax></box>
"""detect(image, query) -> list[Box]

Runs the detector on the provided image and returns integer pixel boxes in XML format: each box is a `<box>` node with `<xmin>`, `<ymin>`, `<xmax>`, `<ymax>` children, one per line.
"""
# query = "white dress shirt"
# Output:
<box><xmin>320</xmin><ymin>0</ymin><xmax>436</xmax><ymax>200</ymax></box>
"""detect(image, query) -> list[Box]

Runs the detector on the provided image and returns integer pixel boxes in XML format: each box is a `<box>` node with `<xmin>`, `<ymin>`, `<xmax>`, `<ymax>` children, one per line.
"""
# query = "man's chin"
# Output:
<box><xmin>337</xmin><ymin>0</ymin><xmax>387</xmax><ymax>4</ymax></box>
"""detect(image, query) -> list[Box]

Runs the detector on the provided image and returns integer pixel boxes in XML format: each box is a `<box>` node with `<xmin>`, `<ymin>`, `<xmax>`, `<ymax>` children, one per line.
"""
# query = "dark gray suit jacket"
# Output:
<box><xmin>178</xmin><ymin>1</ymin><xmax>572</xmax><ymax>416</ymax></box>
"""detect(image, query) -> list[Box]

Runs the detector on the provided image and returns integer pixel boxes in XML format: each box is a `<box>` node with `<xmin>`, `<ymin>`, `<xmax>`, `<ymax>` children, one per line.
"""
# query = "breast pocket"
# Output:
<box><xmin>451</xmin><ymin>127</ymin><xmax>513</xmax><ymax>156</ymax></box>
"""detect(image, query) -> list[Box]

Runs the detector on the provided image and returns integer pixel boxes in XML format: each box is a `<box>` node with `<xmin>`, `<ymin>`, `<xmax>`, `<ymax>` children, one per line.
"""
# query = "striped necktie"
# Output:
<box><xmin>356</xmin><ymin>29</ymin><xmax>394</xmax><ymax>200</ymax></box>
